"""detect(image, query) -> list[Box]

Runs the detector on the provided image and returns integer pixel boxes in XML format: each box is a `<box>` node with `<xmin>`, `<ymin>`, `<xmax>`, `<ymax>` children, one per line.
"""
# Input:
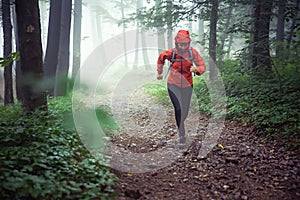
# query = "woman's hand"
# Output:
<box><xmin>157</xmin><ymin>74</ymin><xmax>163</xmax><ymax>80</ymax></box>
<box><xmin>190</xmin><ymin>66</ymin><xmax>198</xmax><ymax>73</ymax></box>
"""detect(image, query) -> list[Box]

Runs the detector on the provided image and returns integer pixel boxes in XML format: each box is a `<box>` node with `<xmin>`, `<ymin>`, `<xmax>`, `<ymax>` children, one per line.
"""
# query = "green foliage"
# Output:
<box><xmin>95</xmin><ymin>106</ymin><xmax>119</xmax><ymax>134</ymax></box>
<box><xmin>0</xmin><ymin>96</ymin><xmax>118</xmax><ymax>199</ymax></box>
<box><xmin>124</xmin><ymin>1</ymin><xmax>206</xmax><ymax>30</ymax></box>
<box><xmin>198</xmin><ymin>59</ymin><xmax>300</xmax><ymax>147</ymax></box>
<box><xmin>143</xmin><ymin>82</ymin><xmax>171</xmax><ymax>106</ymax></box>
<box><xmin>193</xmin><ymin>78</ymin><xmax>212</xmax><ymax>115</ymax></box>
<box><xmin>0</xmin><ymin>52</ymin><xmax>20</xmax><ymax>67</ymax></box>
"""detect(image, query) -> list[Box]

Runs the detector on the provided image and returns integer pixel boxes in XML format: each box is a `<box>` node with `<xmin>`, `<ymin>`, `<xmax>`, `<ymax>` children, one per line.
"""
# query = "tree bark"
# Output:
<box><xmin>54</xmin><ymin>0</ymin><xmax>72</xmax><ymax>96</ymax></box>
<box><xmin>156</xmin><ymin>0</ymin><xmax>166</xmax><ymax>55</ymax></box>
<box><xmin>12</xmin><ymin>4</ymin><xmax>22</xmax><ymax>101</ymax></box>
<box><xmin>275</xmin><ymin>0</ymin><xmax>286</xmax><ymax>57</ymax></box>
<box><xmin>209</xmin><ymin>0</ymin><xmax>218</xmax><ymax>81</ymax></box>
<box><xmin>133</xmin><ymin>0</ymin><xmax>141</xmax><ymax>69</ymax></box>
<box><xmin>219</xmin><ymin>6</ymin><xmax>233</xmax><ymax>60</ymax></box>
<box><xmin>166</xmin><ymin>0</ymin><xmax>173</xmax><ymax>49</ymax></box>
<box><xmin>121</xmin><ymin>0</ymin><xmax>128</xmax><ymax>68</ymax></box>
<box><xmin>72</xmin><ymin>0</ymin><xmax>82</xmax><ymax>82</ymax></box>
<box><xmin>95</xmin><ymin>11</ymin><xmax>106</xmax><ymax>65</ymax></box>
<box><xmin>286</xmin><ymin>0</ymin><xmax>300</xmax><ymax>57</ymax></box>
<box><xmin>139</xmin><ymin>0</ymin><xmax>150</xmax><ymax>70</ymax></box>
<box><xmin>198</xmin><ymin>15</ymin><xmax>204</xmax><ymax>44</ymax></box>
<box><xmin>2</xmin><ymin>0</ymin><xmax>14</xmax><ymax>105</ymax></box>
<box><xmin>252</xmin><ymin>0</ymin><xmax>272</xmax><ymax>70</ymax></box>
<box><xmin>44</xmin><ymin>0</ymin><xmax>62</xmax><ymax>96</ymax></box>
<box><xmin>15</xmin><ymin>0</ymin><xmax>47</xmax><ymax>113</ymax></box>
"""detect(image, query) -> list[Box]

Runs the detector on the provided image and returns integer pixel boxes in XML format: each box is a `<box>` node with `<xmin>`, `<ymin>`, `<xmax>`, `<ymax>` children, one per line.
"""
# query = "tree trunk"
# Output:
<box><xmin>219</xmin><ymin>6</ymin><xmax>233</xmax><ymax>61</ymax></box>
<box><xmin>252</xmin><ymin>0</ymin><xmax>272</xmax><ymax>70</ymax></box>
<box><xmin>133</xmin><ymin>28</ymin><xmax>139</xmax><ymax>69</ymax></box>
<box><xmin>12</xmin><ymin>4</ymin><xmax>22</xmax><ymax>101</ymax></box>
<box><xmin>286</xmin><ymin>0</ymin><xmax>300</xmax><ymax>58</ymax></box>
<box><xmin>139</xmin><ymin>0</ymin><xmax>150</xmax><ymax>70</ymax></box>
<box><xmin>133</xmin><ymin>0</ymin><xmax>141</xmax><ymax>69</ymax></box>
<box><xmin>141</xmin><ymin>29</ymin><xmax>150</xmax><ymax>70</ymax></box>
<box><xmin>155</xmin><ymin>0</ymin><xmax>165</xmax><ymax>54</ymax></box>
<box><xmin>95</xmin><ymin>12</ymin><xmax>106</xmax><ymax>65</ymax></box>
<box><xmin>275</xmin><ymin>0</ymin><xmax>286</xmax><ymax>58</ymax></box>
<box><xmin>157</xmin><ymin>27</ymin><xmax>165</xmax><ymax>54</ymax></box>
<box><xmin>54</xmin><ymin>0</ymin><xmax>72</xmax><ymax>96</ymax></box>
<box><xmin>209</xmin><ymin>0</ymin><xmax>218</xmax><ymax>81</ymax></box>
<box><xmin>226</xmin><ymin>10</ymin><xmax>236</xmax><ymax>59</ymax></box>
<box><xmin>121</xmin><ymin>0</ymin><xmax>128</xmax><ymax>68</ymax></box>
<box><xmin>15</xmin><ymin>0</ymin><xmax>47</xmax><ymax>113</ymax></box>
<box><xmin>44</xmin><ymin>0</ymin><xmax>62</xmax><ymax>96</ymax></box>
<box><xmin>166</xmin><ymin>0</ymin><xmax>173</xmax><ymax>49</ymax></box>
<box><xmin>248</xmin><ymin>2</ymin><xmax>255</xmax><ymax>69</ymax></box>
<box><xmin>188</xmin><ymin>18</ymin><xmax>193</xmax><ymax>33</ymax></box>
<box><xmin>72</xmin><ymin>0</ymin><xmax>82</xmax><ymax>82</ymax></box>
<box><xmin>198</xmin><ymin>15</ymin><xmax>204</xmax><ymax>44</ymax></box>
<box><xmin>2</xmin><ymin>0</ymin><xmax>14</xmax><ymax>105</ymax></box>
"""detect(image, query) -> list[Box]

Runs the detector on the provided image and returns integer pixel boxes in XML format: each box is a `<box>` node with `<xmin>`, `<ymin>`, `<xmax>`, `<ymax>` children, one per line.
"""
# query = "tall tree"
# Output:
<box><xmin>198</xmin><ymin>13</ymin><xmax>204</xmax><ymax>45</ymax></box>
<box><xmin>44</xmin><ymin>0</ymin><xmax>62</xmax><ymax>96</ymax></box>
<box><xmin>219</xmin><ymin>6</ymin><xmax>234</xmax><ymax>61</ymax></box>
<box><xmin>72</xmin><ymin>0</ymin><xmax>82</xmax><ymax>82</ymax></box>
<box><xmin>252</xmin><ymin>0</ymin><xmax>272</xmax><ymax>70</ymax></box>
<box><xmin>139</xmin><ymin>0</ymin><xmax>150</xmax><ymax>70</ymax></box>
<box><xmin>166</xmin><ymin>0</ymin><xmax>173</xmax><ymax>49</ymax></box>
<box><xmin>275</xmin><ymin>0</ymin><xmax>286</xmax><ymax>58</ymax></box>
<box><xmin>133</xmin><ymin>0</ymin><xmax>142</xmax><ymax>69</ymax></box>
<box><xmin>286</xmin><ymin>0</ymin><xmax>300</xmax><ymax>58</ymax></box>
<box><xmin>12</xmin><ymin>3</ymin><xmax>22</xmax><ymax>101</ymax></box>
<box><xmin>121</xmin><ymin>0</ymin><xmax>128</xmax><ymax>68</ymax></box>
<box><xmin>54</xmin><ymin>0</ymin><xmax>72</xmax><ymax>96</ymax></box>
<box><xmin>2</xmin><ymin>0</ymin><xmax>14</xmax><ymax>105</ymax></box>
<box><xmin>209</xmin><ymin>0</ymin><xmax>218</xmax><ymax>81</ymax></box>
<box><xmin>156</xmin><ymin>0</ymin><xmax>166</xmax><ymax>54</ymax></box>
<box><xmin>15</xmin><ymin>0</ymin><xmax>47</xmax><ymax>112</ymax></box>
<box><xmin>226</xmin><ymin>13</ymin><xmax>235</xmax><ymax>59</ymax></box>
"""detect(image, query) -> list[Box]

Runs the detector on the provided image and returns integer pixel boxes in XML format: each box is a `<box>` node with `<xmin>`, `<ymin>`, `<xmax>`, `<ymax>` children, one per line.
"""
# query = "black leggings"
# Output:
<box><xmin>167</xmin><ymin>84</ymin><xmax>193</xmax><ymax>137</ymax></box>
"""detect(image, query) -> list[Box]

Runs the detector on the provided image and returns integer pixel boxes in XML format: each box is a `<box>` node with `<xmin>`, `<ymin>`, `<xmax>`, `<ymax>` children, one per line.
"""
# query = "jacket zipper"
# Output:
<box><xmin>180</xmin><ymin>60</ymin><xmax>183</xmax><ymax>87</ymax></box>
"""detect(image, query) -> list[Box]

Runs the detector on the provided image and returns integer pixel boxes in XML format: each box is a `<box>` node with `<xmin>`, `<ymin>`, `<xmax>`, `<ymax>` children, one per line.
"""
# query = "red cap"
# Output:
<box><xmin>175</xmin><ymin>30</ymin><xmax>191</xmax><ymax>43</ymax></box>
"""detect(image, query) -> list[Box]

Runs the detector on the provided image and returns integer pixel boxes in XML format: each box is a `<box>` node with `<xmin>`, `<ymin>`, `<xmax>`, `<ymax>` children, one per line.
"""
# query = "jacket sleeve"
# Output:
<box><xmin>192</xmin><ymin>48</ymin><xmax>206</xmax><ymax>76</ymax></box>
<box><xmin>157</xmin><ymin>49</ymin><xmax>173</xmax><ymax>75</ymax></box>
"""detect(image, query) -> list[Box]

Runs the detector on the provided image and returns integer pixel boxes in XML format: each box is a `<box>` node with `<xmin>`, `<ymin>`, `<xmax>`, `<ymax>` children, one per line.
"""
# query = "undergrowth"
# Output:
<box><xmin>143</xmin><ymin>59</ymin><xmax>300</xmax><ymax>148</ymax></box>
<box><xmin>195</xmin><ymin>59</ymin><xmax>300</xmax><ymax>147</ymax></box>
<box><xmin>0</xmin><ymin>96</ymin><xmax>118</xmax><ymax>199</ymax></box>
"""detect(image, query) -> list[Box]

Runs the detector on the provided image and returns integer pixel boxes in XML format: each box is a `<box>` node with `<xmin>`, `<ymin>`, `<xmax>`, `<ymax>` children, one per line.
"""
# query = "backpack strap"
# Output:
<box><xmin>164</xmin><ymin>49</ymin><xmax>176</xmax><ymax>80</ymax></box>
<box><xmin>189</xmin><ymin>48</ymin><xmax>196</xmax><ymax>76</ymax></box>
<box><xmin>171</xmin><ymin>47</ymin><xmax>194</xmax><ymax>63</ymax></box>
<box><xmin>189</xmin><ymin>47</ymin><xmax>194</xmax><ymax>65</ymax></box>
<box><xmin>164</xmin><ymin>47</ymin><xmax>194</xmax><ymax>79</ymax></box>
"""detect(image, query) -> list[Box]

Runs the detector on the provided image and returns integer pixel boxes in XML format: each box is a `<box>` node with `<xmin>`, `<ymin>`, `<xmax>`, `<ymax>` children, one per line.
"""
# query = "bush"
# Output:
<box><xmin>0</xmin><ymin>96</ymin><xmax>118</xmax><ymax>199</ymax></box>
<box><xmin>205</xmin><ymin>59</ymin><xmax>300</xmax><ymax>147</ymax></box>
<box><xmin>143</xmin><ymin>82</ymin><xmax>171</xmax><ymax>106</ymax></box>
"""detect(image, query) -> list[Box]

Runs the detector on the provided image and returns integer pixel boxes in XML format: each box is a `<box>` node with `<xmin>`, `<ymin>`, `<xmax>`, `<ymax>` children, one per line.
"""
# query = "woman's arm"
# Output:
<box><xmin>157</xmin><ymin>49</ymin><xmax>173</xmax><ymax>78</ymax></box>
<box><xmin>192</xmin><ymin>48</ymin><xmax>206</xmax><ymax>76</ymax></box>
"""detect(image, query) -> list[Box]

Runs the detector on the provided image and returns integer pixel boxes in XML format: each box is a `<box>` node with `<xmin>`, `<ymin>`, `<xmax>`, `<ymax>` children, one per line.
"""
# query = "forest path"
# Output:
<box><xmin>88</xmin><ymin>71</ymin><xmax>299</xmax><ymax>200</ymax></box>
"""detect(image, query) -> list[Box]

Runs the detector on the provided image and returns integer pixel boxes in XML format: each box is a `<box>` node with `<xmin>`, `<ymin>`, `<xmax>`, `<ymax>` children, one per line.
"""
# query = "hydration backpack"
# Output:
<box><xmin>164</xmin><ymin>47</ymin><xmax>194</xmax><ymax>79</ymax></box>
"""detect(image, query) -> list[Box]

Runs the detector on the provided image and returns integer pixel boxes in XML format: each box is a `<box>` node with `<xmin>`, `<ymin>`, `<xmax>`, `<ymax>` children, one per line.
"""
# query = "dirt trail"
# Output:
<box><xmin>88</xmin><ymin>72</ymin><xmax>300</xmax><ymax>200</ymax></box>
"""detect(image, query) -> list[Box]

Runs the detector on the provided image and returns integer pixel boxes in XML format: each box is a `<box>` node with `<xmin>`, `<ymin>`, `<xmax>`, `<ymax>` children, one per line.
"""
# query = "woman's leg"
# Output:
<box><xmin>181</xmin><ymin>86</ymin><xmax>193</xmax><ymax>122</ymax></box>
<box><xmin>176</xmin><ymin>86</ymin><xmax>193</xmax><ymax>140</ymax></box>
<box><xmin>167</xmin><ymin>84</ymin><xmax>182</xmax><ymax>133</ymax></box>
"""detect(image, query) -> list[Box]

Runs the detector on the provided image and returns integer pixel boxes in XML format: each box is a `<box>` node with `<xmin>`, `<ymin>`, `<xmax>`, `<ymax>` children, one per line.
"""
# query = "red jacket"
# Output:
<box><xmin>157</xmin><ymin>47</ymin><xmax>206</xmax><ymax>88</ymax></box>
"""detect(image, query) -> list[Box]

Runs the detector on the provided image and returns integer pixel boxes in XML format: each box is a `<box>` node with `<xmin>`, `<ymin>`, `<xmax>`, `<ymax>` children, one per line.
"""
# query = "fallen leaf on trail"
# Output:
<box><xmin>223</xmin><ymin>185</ymin><xmax>230</xmax><ymax>189</ymax></box>
<box><xmin>218</xmin><ymin>143</ymin><xmax>224</xmax><ymax>149</ymax></box>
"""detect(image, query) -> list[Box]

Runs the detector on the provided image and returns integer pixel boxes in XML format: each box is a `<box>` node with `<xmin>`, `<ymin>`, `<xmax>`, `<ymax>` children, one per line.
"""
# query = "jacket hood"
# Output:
<box><xmin>175</xmin><ymin>30</ymin><xmax>191</xmax><ymax>43</ymax></box>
